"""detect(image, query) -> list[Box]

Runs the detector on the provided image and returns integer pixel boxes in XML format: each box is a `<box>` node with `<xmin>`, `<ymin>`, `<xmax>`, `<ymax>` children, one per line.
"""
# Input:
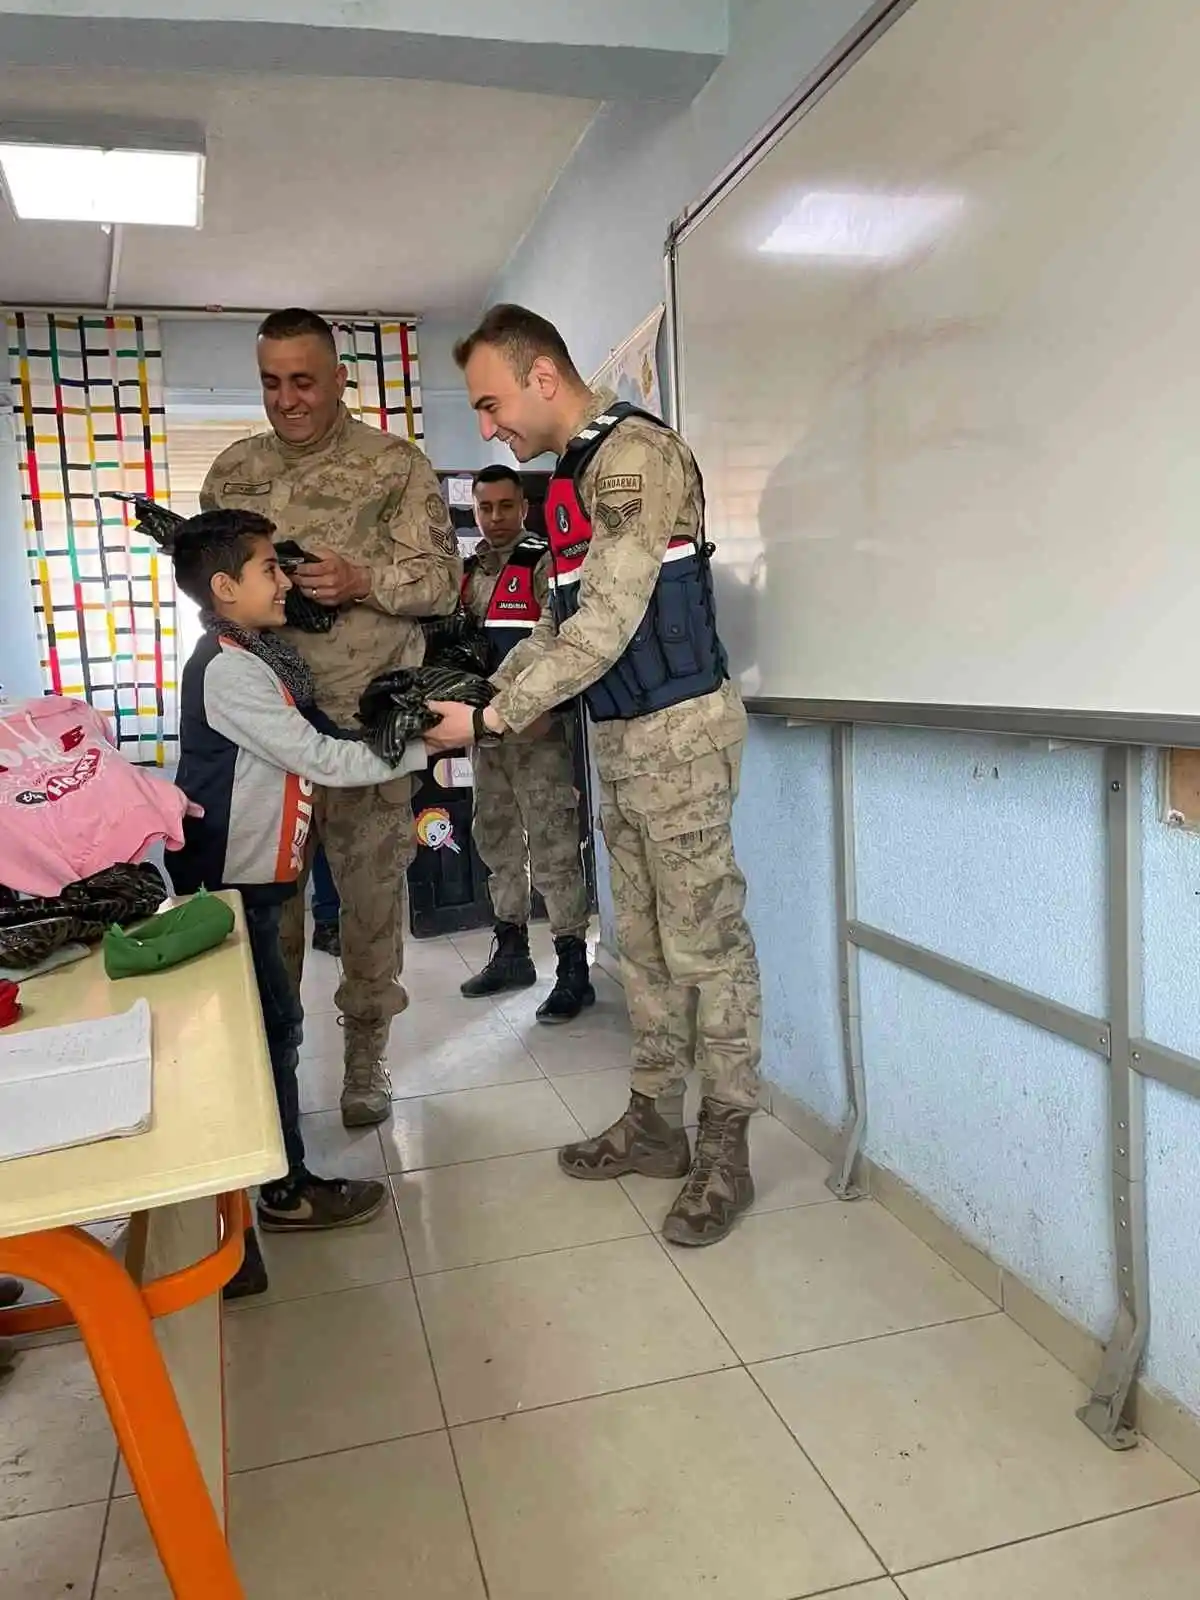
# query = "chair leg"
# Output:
<box><xmin>0</xmin><ymin>1226</ymin><xmax>243</xmax><ymax>1599</ymax></box>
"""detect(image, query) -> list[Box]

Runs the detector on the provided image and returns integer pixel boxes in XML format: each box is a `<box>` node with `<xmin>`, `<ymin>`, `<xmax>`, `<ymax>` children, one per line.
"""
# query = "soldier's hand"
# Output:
<box><xmin>424</xmin><ymin>700</ymin><xmax>476</xmax><ymax>751</ymax></box>
<box><xmin>295</xmin><ymin>547</ymin><xmax>371</xmax><ymax>607</ymax></box>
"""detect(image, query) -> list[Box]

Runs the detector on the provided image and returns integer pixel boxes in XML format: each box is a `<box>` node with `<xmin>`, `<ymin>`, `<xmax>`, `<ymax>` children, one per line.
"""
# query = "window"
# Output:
<box><xmin>165</xmin><ymin>417</ymin><xmax>260</xmax><ymax>658</ymax></box>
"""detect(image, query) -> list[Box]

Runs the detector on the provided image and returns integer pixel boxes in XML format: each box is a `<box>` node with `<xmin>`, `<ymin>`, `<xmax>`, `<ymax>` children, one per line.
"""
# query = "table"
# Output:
<box><xmin>0</xmin><ymin>892</ymin><xmax>285</xmax><ymax>1596</ymax></box>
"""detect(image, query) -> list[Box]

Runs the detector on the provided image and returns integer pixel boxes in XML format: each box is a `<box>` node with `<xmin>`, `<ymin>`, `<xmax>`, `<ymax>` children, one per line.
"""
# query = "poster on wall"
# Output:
<box><xmin>589</xmin><ymin>305</ymin><xmax>665</xmax><ymax>419</ymax></box>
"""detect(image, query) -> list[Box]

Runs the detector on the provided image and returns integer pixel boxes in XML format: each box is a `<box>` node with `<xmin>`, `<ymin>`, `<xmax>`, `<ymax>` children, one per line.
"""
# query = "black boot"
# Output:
<box><xmin>311</xmin><ymin>919</ymin><xmax>341</xmax><ymax>958</ymax></box>
<box><xmin>461</xmin><ymin>922</ymin><xmax>537</xmax><ymax>997</ymax></box>
<box><xmin>536</xmin><ymin>936</ymin><xmax>596</xmax><ymax>1025</ymax></box>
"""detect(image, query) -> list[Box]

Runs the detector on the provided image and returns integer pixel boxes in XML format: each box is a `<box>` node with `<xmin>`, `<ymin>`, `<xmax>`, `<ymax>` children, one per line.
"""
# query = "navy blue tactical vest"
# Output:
<box><xmin>544</xmin><ymin>403</ymin><xmax>727</xmax><ymax>722</ymax></box>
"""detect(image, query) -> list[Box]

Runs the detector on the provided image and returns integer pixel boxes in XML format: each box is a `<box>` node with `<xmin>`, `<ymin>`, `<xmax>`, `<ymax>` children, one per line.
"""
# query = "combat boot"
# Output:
<box><xmin>559</xmin><ymin>1090</ymin><xmax>692</xmax><ymax>1181</ymax></box>
<box><xmin>341</xmin><ymin>1020</ymin><xmax>392</xmax><ymax>1128</ymax></box>
<box><xmin>460</xmin><ymin>921</ymin><xmax>537</xmax><ymax>997</ymax></box>
<box><xmin>536</xmin><ymin>935</ymin><xmax>596</xmax><ymax>1024</ymax></box>
<box><xmin>662</xmin><ymin>1098</ymin><xmax>755</xmax><ymax>1248</ymax></box>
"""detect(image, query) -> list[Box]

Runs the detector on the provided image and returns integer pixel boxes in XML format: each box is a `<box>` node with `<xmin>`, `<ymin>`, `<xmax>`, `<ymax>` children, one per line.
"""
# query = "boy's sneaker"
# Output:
<box><xmin>257</xmin><ymin>1170</ymin><xmax>386</xmax><ymax>1233</ymax></box>
<box><xmin>311</xmin><ymin>920</ymin><xmax>341</xmax><ymax>958</ymax></box>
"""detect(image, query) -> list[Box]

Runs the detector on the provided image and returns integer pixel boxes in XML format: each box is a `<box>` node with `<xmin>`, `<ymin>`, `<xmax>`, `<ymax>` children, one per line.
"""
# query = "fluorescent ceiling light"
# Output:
<box><xmin>759</xmin><ymin>190</ymin><xmax>963</xmax><ymax>262</ymax></box>
<box><xmin>0</xmin><ymin>142</ymin><xmax>204</xmax><ymax>227</ymax></box>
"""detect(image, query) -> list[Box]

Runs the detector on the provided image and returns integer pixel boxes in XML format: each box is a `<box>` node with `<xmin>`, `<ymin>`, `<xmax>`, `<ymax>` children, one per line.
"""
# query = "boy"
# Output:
<box><xmin>166</xmin><ymin>509</ymin><xmax>430</xmax><ymax>1297</ymax></box>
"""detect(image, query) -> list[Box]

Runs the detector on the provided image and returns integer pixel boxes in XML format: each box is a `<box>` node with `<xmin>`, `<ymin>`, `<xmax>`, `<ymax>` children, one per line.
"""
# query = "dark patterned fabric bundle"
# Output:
<box><xmin>0</xmin><ymin>863</ymin><xmax>168</xmax><ymax>970</ymax></box>
<box><xmin>357</xmin><ymin>608</ymin><xmax>495</xmax><ymax>764</ymax></box>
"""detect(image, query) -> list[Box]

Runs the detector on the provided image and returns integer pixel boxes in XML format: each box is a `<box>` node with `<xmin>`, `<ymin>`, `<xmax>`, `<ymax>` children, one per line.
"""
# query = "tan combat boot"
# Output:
<box><xmin>662</xmin><ymin>1098</ymin><xmax>755</xmax><ymax>1247</ymax></box>
<box><xmin>559</xmin><ymin>1091</ymin><xmax>691</xmax><ymax>1181</ymax></box>
<box><xmin>341</xmin><ymin>1020</ymin><xmax>392</xmax><ymax>1128</ymax></box>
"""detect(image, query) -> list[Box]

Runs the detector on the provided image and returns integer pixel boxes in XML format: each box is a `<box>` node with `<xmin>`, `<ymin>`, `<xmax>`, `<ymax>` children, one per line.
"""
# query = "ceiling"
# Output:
<box><xmin>0</xmin><ymin>66</ymin><xmax>598</xmax><ymax>314</ymax></box>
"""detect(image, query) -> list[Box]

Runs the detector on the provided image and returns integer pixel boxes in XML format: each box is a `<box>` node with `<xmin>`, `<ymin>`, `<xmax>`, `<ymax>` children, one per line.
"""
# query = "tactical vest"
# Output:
<box><xmin>544</xmin><ymin>403</ymin><xmax>727</xmax><ymax>723</ymax></box>
<box><xmin>463</xmin><ymin>537</ymin><xmax>546</xmax><ymax>670</ymax></box>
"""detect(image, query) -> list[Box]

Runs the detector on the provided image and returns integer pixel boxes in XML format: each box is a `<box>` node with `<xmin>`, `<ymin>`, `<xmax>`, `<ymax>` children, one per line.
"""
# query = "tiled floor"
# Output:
<box><xmin>3</xmin><ymin>925</ymin><xmax>1200</xmax><ymax>1598</ymax></box>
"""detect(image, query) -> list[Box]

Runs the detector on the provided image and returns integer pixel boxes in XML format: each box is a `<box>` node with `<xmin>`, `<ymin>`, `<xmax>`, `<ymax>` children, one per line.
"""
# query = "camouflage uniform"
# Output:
<box><xmin>462</xmin><ymin>544</ymin><xmax>588</xmax><ymax>939</ymax></box>
<box><xmin>489</xmin><ymin>391</ymin><xmax>761</xmax><ymax>1244</ymax></box>
<box><xmin>201</xmin><ymin>406</ymin><xmax>461</xmax><ymax>1122</ymax></box>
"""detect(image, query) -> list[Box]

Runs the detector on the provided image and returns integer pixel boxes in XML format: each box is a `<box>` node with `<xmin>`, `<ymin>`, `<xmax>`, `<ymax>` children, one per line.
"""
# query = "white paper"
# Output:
<box><xmin>0</xmin><ymin>998</ymin><xmax>153</xmax><ymax>1162</ymax></box>
<box><xmin>446</xmin><ymin>475</ymin><xmax>475</xmax><ymax>508</ymax></box>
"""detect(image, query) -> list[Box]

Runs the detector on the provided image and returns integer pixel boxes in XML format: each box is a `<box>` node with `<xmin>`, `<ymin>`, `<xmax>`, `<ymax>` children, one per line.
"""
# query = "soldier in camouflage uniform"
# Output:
<box><xmin>429</xmin><ymin>305</ymin><xmax>761</xmax><ymax>1249</ymax></box>
<box><xmin>201</xmin><ymin>309</ymin><xmax>461</xmax><ymax>1128</ymax></box>
<box><xmin>459</xmin><ymin>465</ymin><xmax>593</xmax><ymax>1020</ymax></box>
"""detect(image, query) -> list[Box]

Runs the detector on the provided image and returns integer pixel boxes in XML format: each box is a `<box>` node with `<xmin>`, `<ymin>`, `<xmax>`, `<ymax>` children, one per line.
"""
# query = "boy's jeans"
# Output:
<box><xmin>310</xmin><ymin>843</ymin><xmax>340</xmax><ymax>926</ymax></box>
<box><xmin>243</xmin><ymin>900</ymin><xmax>305</xmax><ymax>1178</ymax></box>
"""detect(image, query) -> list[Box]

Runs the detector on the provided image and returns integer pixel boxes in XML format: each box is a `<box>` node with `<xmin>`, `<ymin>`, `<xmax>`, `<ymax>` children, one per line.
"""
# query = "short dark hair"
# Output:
<box><xmin>453</xmin><ymin>303</ymin><xmax>581</xmax><ymax>383</ymax></box>
<box><xmin>257</xmin><ymin>307</ymin><xmax>337</xmax><ymax>356</ymax></box>
<box><xmin>172</xmin><ymin>509</ymin><xmax>276</xmax><ymax>607</ymax></box>
<box><xmin>473</xmin><ymin>465</ymin><xmax>525</xmax><ymax>496</ymax></box>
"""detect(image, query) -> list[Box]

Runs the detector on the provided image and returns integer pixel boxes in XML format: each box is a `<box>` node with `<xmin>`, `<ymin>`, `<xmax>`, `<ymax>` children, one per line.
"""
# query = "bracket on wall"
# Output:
<box><xmin>827</xmin><ymin>723</ymin><xmax>868</xmax><ymax>1200</ymax></box>
<box><xmin>1078</xmin><ymin>745</ymin><xmax>1149</xmax><ymax>1449</ymax></box>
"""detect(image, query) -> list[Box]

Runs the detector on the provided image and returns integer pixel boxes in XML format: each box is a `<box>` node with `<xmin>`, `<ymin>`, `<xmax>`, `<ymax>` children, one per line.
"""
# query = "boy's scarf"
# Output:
<box><xmin>203</xmin><ymin>614</ymin><xmax>316</xmax><ymax>708</ymax></box>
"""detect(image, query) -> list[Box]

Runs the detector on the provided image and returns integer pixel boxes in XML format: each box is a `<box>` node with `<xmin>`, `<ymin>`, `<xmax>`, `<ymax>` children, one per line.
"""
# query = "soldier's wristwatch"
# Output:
<box><xmin>473</xmin><ymin>705</ymin><xmax>504</xmax><ymax>747</ymax></box>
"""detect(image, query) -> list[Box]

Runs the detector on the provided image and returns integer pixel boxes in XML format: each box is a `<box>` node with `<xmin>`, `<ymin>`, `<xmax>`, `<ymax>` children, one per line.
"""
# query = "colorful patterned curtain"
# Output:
<box><xmin>331</xmin><ymin>319</ymin><xmax>423</xmax><ymax>443</ymax></box>
<box><xmin>6</xmin><ymin>312</ymin><xmax>177</xmax><ymax>764</ymax></box>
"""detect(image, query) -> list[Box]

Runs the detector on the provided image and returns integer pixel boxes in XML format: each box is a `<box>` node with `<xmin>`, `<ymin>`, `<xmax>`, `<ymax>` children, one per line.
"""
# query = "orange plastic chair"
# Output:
<box><xmin>0</xmin><ymin>1190</ymin><xmax>250</xmax><ymax>1598</ymax></box>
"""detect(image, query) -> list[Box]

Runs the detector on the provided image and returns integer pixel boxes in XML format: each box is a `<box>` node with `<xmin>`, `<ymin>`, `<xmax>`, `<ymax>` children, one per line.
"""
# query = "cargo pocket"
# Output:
<box><xmin>657</xmin><ymin>570</ymin><xmax>703</xmax><ymax>681</ymax></box>
<box><xmin>377</xmin><ymin>773</ymin><xmax>414</xmax><ymax>807</ymax></box>
<box><xmin>621</xmin><ymin>751</ymin><xmax>736</xmax><ymax>843</ymax></box>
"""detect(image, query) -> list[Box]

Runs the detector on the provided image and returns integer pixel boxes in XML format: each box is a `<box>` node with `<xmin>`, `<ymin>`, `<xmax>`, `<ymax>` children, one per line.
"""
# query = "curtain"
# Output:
<box><xmin>6</xmin><ymin>312</ymin><xmax>177</xmax><ymax>765</ymax></box>
<box><xmin>331</xmin><ymin>319</ymin><xmax>423</xmax><ymax>444</ymax></box>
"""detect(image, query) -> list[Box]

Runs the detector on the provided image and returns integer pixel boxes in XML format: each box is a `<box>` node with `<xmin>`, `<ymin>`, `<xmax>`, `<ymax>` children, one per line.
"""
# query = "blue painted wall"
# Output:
<box><xmin>492</xmin><ymin>0</ymin><xmax>1200</xmax><ymax>1419</ymax></box>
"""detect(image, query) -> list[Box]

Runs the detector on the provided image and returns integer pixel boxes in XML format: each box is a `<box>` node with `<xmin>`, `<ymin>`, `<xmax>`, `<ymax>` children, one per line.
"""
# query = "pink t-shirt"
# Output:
<box><xmin>0</xmin><ymin>696</ymin><xmax>190</xmax><ymax>897</ymax></box>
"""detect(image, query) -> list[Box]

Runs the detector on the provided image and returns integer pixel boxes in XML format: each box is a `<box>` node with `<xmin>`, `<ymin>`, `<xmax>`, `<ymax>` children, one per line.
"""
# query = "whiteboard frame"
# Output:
<box><xmin>663</xmin><ymin>0</ymin><xmax>1200</xmax><ymax>750</ymax></box>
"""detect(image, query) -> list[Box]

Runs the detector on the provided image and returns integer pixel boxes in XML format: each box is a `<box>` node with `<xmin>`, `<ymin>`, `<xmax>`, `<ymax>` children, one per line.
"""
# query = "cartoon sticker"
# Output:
<box><xmin>415</xmin><ymin>805</ymin><xmax>461</xmax><ymax>853</ymax></box>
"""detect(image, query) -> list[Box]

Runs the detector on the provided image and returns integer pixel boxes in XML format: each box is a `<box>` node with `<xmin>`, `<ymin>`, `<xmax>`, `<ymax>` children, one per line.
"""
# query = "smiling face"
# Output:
<box><xmin>209</xmin><ymin>534</ymin><xmax>292</xmax><ymax>629</ymax></box>
<box><xmin>258</xmin><ymin>332</ymin><xmax>347</xmax><ymax>447</ymax></box>
<box><xmin>462</xmin><ymin>343</ymin><xmax>564</xmax><ymax>462</ymax></box>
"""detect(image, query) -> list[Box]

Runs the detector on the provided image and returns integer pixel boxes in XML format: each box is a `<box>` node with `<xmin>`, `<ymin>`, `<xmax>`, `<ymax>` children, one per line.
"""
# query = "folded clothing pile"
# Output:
<box><xmin>0</xmin><ymin>696</ymin><xmax>190</xmax><ymax>898</ymax></box>
<box><xmin>0</xmin><ymin>863</ymin><xmax>168</xmax><ymax>975</ymax></box>
<box><xmin>357</xmin><ymin>608</ymin><xmax>495</xmax><ymax>764</ymax></box>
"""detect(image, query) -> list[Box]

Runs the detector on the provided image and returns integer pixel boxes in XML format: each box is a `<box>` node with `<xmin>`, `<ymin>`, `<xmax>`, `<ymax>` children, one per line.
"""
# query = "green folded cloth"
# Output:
<box><xmin>103</xmin><ymin>891</ymin><xmax>235</xmax><ymax>979</ymax></box>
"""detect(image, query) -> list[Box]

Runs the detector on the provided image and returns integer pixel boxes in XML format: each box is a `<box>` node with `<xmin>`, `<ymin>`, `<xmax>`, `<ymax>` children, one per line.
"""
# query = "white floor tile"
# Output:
<box><xmin>0</xmin><ymin>1502</ymin><xmax>106</xmax><ymax>1598</ymax></box>
<box><xmin>394</xmin><ymin>1151</ymin><xmax>648</xmax><ymax>1275</ymax></box>
<box><xmin>454</xmin><ymin>1368</ymin><xmax>882</xmax><ymax>1600</ymax></box>
<box><xmin>0</xmin><ymin>1343</ymin><xmax>116</xmax><ymax>1517</ymax></box>
<box><xmin>225</xmin><ymin>1279</ymin><xmax>442</xmax><ymax>1471</ymax></box>
<box><xmin>419</xmin><ymin>1235</ymin><xmax>736</xmax><ymax>1423</ymax></box>
<box><xmin>383</xmin><ymin>1079</ymin><xmax>583</xmax><ymax>1172</ymax></box>
<box><xmin>896</xmin><ymin>1494</ymin><xmax>1200</xmax><ymax>1599</ymax></box>
<box><xmin>298</xmin><ymin>1109</ymin><xmax>386</xmax><ymax>1179</ymax></box>
<box><xmin>388</xmin><ymin>1025</ymin><xmax>544</xmax><ymax>1099</ymax></box>
<box><xmin>756</xmin><ymin>1315</ymin><xmax>1195</xmax><ymax>1571</ymax></box>
<box><xmin>672</xmin><ymin>1199</ymin><xmax>994</xmax><ymax>1364</ymax></box>
<box><xmin>98</xmin><ymin>1435</ymin><xmax>486</xmax><ymax>1599</ymax></box>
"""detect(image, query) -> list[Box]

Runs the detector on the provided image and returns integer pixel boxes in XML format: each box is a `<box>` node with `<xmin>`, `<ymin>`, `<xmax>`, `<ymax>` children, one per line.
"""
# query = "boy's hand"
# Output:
<box><xmin>295</xmin><ymin>547</ymin><xmax>371</xmax><ymax>607</ymax></box>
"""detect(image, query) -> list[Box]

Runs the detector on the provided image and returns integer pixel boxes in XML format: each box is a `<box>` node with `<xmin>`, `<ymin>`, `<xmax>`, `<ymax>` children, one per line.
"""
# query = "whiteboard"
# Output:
<box><xmin>670</xmin><ymin>0</ymin><xmax>1200</xmax><ymax>740</ymax></box>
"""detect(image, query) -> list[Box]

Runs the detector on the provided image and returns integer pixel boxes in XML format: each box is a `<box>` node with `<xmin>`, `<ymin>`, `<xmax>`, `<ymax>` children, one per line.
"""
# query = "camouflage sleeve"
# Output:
<box><xmin>198</xmin><ymin>452</ymin><xmax>227</xmax><ymax>512</ymax></box>
<box><xmin>490</xmin><ymin>432</ymin><xmax>685</xmax><ymax>733</ymax></box>
<box><xmin>366</xmin><ymin>450</ymin><xmax>462</xmax><ymax>618</ymax></box>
